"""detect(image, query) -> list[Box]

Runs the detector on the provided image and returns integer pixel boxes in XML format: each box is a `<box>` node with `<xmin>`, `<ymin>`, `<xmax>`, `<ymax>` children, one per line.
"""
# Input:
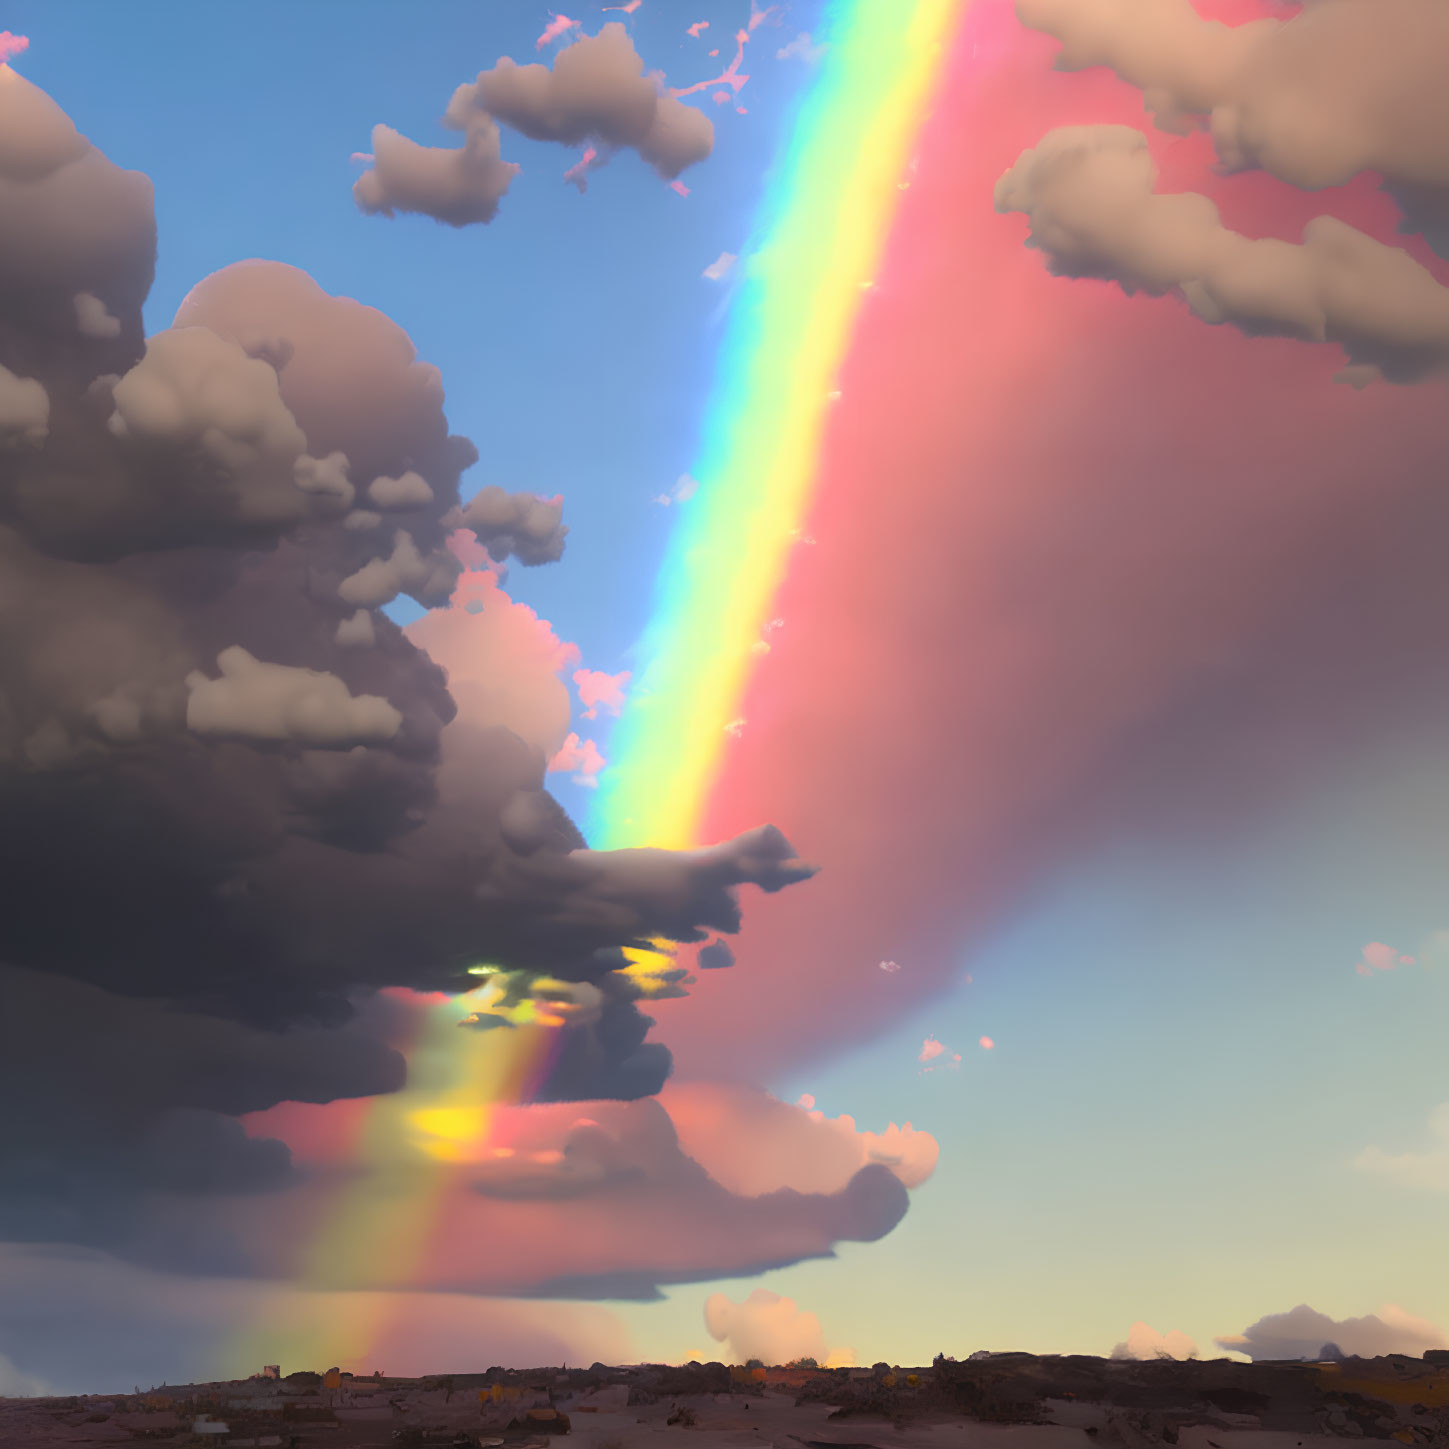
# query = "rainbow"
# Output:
<box><xmin>226</xmin><ymin>0</ymin><xmax>967</xmax><ymax>1378</ymax></box>
<box><xmin>591</xmin><ymin>0</ymin><xmax>966</xmax><ymax>854</ymax></box>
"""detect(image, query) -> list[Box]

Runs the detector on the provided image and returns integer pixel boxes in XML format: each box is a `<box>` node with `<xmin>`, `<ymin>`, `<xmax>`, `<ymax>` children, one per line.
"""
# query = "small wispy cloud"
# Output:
<box><xmin>653</xmin><ymin>473</ymin><xmax>698</xmax><ymax>507</ymax></box>
<box><xmin>1355</xmin><ymin>1102</ymin><xmax>1449</xmax><ymax>1193</ymax></box>
<box><xmin>703</xmin><ymin>251</ymin><xmax>737</xmax><ymax>281</ymax></box>
<box><xmin>536</xmin><ymin>13</ymin><xmax>580</xmax><ymax>49</ymax></box>
<box><xmin>777</xmin><ymin>32</ymin><xmax>827</xmax><ymax>64</ymax></box>
<box><xmin>1356</xmin><ymin>941</ymin><xmax>1416</xmax><ymax>976</ymax></box>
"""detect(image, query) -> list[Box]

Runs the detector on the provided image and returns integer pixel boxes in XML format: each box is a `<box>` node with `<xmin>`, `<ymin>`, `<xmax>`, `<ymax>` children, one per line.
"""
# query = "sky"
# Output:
<box><xmin>4</xmin><ymin>0</ymin><xmax>1449</xmax><ymax>1395</ymax></box>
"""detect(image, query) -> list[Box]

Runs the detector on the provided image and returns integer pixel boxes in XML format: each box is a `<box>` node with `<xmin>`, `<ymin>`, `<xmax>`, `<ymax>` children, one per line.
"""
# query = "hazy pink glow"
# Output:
<box><xmin>535</xmin><ymin>13</ymin><xmax>579</xmax><ymax>49</ymax></box>
<box><xmin>670</xmin><ymin>180</ymin><xmax>690</xmax><ymax>197</ymax></box>
<box><xmin>748</xmin><ymin>4</ymin><xmax>783</xmax><ymax>30</ymax></box>
<box><xmin>0</xmin><ymin>32</ymin><xmax>29</xmax><ymax>64</ymax></box>
<box><xmin>688</xmin><ymin>21</ymin><xmax>709</xmax><ymax>38</ymax></box>
<box><xmin>919</xmin><ymin>1036</ymin><xmax>945</xmax><ymax>1064</ymax></box>
<box><xmin>980</xmin><ymin>1038</ymin><xmax>995</xmax><ymax>1051</ymax></box>
<box><xmin>573</xmin><ymin>667</ymin><xmax>629</xmax><ymax>719</ymax></box>
<box><xmin>713</xmin><ymin>90</ymin><xmax>732</xmax><ymax>105</ymax></box>
<box><xmin>348</xmin><ymin>152</ymin><xmax>375</xmax><ymax>165</ymax></box>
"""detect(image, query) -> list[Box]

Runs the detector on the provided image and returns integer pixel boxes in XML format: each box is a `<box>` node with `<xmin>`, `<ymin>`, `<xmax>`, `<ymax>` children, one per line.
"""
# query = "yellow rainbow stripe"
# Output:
<box><xmin>592</xmin><ymin>0</ymin><xmax>965</xmax><ymax>853</ymax></box>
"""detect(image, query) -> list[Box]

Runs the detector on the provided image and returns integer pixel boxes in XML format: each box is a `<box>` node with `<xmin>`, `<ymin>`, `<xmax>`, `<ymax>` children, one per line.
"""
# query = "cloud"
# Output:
<box><xmin>73</xmin><ymin>290</ymin><xmax>120</xmax><ymax>338</ymax></box>
<box><xmin>661</xmin><ymin>1082</ymin><xmax>939</xmax><ymax>1195</ymax></box>
<box><xmin>537</xmin><ymin>14</ymin><xmax>580</xmax><ymax>50</ymax></box>
<box><xmin>777</xmin><ymin>33</ymin><xmax>826</xmax><ymax>65</ymax></box>
<box><xmin>1111</xmin><ymin>1322</ymin><xmax>1199</xmax><ymax>1361</ymax></box>
<box><xmin>454</xmin><ymin>483</ymin><xmax>568</xmax><ymax>564</ymax></box>
<box><xmin>654</xmin><ymin>472</ymin><xmax>698</xmax><ymax>505</ymax></box>
<box><xmin>1355</xmin><ymin>1101</ymin><xmax>1449</xmax><ymax>1192</ymax></box>
<box><xmin>1016</xmin><ymin>0</ymin><xmax>1449</xmax><ymax>251</ymax></box>
<box><xmin>366</xmin><ymin>469</ymin><xmax>434</xmax><ymax>510</ymax></box>
<box><xmin>697</xmin><ymin>939</ymin><xmax>735</xmax><ymax>970</ymax></box>
<box><xmin>995</xmin><ymin>124</ymin><xmax>1449</xmax><ymax>386</ymax></box>
<box><xmin>703</xmin><ymin>250</ymin><xmax>737</xmax><ymax>281</ymax></box>
<box><xmin>704</xmin><ymin>1289</ymin><xmax>832</xmax><ymax>1367</ymax></box>
<box><xmin>1356</xmin><ymin>941</ymin><xmax>1415</xmax><ymax>976</ymax></box>
<box><xmin>574</xmin><ymin>667</ymin><xmax>629</xmax><ymax>719</ymax></box>
<box><xmin>0</xmin><ymin>77</ymin><xmax>825</xmax><ymax>1316</ymax></box>
<box><xmin>339</xmin><ymin>528</ymin><xmax>461</xmax><ymax>609</ymax></box>
<box><xmin>1216</xmin><ymin>1303</ymin><xmax>1446</xmax><ymax>1361</ymax></box>
<box><xmin>919</xmin><ymin>1036</ymin><xmax>945</xmax><ymax>1064</ymax></box>
<box><xmin>352</xmin><ymin>118</ymin><xmax>519</xmax><ymax>228</ymax></box>
<box><xmin>0</xmin><ymin>363</ymin><xmax>47</xmax><ymax>447</ymax></box>
<box><xmin>447</xmin><ymin>23</ymin><xmax>713</xmax><ymax>183</ymax></box>
<box><xmin>551</xmin><ymin>731</ymin><xmax>606</xmax><ymax>786</ymax></box>
<box><xmin>688</xmin><ymin>22</ymin><xmax>710</xmax><ymax>39</ymax></box>
<box><xmin>0</xmin><ymin>32</ymin><xmax>28</xmax><ymax>65</ymax></box>
<box><xmin>185</xmin><ymin>646</ymin><xmax>404</xmax><ymax>748</ymax></box>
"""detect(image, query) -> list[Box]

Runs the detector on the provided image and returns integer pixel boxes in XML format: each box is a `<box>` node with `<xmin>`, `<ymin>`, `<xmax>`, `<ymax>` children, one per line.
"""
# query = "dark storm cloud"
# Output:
<box><xmin>0</xmin><ymin>67</ymin><xmax>818</xmax><ymax>1264</ymax></box>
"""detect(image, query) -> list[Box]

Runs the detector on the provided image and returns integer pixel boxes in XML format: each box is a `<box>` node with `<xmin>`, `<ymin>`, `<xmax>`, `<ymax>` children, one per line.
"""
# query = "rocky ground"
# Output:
<box><xmin>6</xmin><ymin>1350</ymin><xmax>1449</xmax><ymax>1449</ymax></box>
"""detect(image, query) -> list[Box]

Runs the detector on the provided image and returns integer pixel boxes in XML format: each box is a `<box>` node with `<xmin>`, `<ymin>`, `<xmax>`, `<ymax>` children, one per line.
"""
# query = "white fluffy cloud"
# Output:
<box><xmin>1217</xmin><ymin>1303</ymin><xmax>1446</xmax><ymax>1361</ymax></box>
<box><xmin>185</xmin><ymin>646</ymin><xmax>402</xmax><ymax>748</ymax></box>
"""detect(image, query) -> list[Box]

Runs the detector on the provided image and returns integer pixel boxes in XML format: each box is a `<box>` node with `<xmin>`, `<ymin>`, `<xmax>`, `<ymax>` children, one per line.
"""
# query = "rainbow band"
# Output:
<box><xmin>592</xmin><ymin>0</ymin><xmax>966</xmax><ymax>853</ymax></box>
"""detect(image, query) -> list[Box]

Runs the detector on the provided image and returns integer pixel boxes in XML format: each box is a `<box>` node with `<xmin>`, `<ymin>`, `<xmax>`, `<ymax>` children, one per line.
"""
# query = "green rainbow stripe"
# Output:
<box><xmin>592</xmin><ymin>0</ymin><xmax>965</xmax><ymax>852</ymax></box>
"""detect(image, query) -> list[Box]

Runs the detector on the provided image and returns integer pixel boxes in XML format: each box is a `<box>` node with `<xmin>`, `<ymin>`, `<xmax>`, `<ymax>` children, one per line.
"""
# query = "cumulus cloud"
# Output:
<box><xmin>996</xmin><ymin>124</ymin><xmax>1449</xmax><ymax>385</ymax></box>
<box><xmin>185</xmin><ymin>646</ymin><xmax>403</xmax><ymax>747</ymax></box>
<box><xmin>551</xmin><ymin>731</ymin><xmax>606</xmax><ymax>786</ymax></box>
<box><xmin>1355</xmin><ymin>1102</ymin><xmax>1449</xmax><ymax>1192</ymax></box>
<box><xmin>574</xmin><ymin>667</ymin><xmax>629</xmax><ymax>719</ymax></box>
<box><xmin>0</xmin><ymin>32</ymin><xmax>29</xmax><ymax>65</ymax></box>
<box><xmin>705</xmin><ymin>1288</ymin><xmax>832</xmax><ymax>1367</ymax></box>
<box><xmin>0</xmin><ymin>363</ymin><xmax>47</xmax><ymax>447</ymax></box>
<box><xmin>339</xmin><ymin>529</ymin><xmax>461</xmax><ymax>609</ymax></box>
<box><xmin>662</xmin><ymin>1082</ymin><xmax>939</xmax><ymax>1195</ymax></box>
<box><xmin>352</xmin><ymin>118</ymin><xmax>519</xmax><ymax>228</ymax></box>
<box><xmin>1216</xmin><ymin>1303</ymin><xmax>1446</xmax><ymax>1361</ymax></box>
<box><xmin>0</xmin><ymin>73</ymin><xmax>826</xmax><ymax>1293</ymax></box>
<box><xmin>455</xmin><ymin>483</ymin><xmax>568</xmax><ymax>565</ymax></box>
<box><xmin>1111</xmin><ymin>1322</ymin><xmax>1199</xmax><ymax>1361</ymax></box>
<box><xmin>446</xmin><ymin>23</ymin><xmax>714</xmax><ymax>183</ymax></box>
<box><xmin>73</xmin><ymin>290</ymin><xmax>120</xmax><ymax>338</ymax></box>
<box><xmin>368</xmin><ymin>469</ymin><xmax>434</xmax><ymax>510</ymax></box>
<box><xmin>334</xmin><ymin>609</ymin><xmax>376</xmax><ymax>648</ymax></box>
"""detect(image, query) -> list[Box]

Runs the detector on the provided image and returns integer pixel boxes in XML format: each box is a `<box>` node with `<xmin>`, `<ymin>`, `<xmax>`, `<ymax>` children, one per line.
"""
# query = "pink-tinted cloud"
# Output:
<box><xmin>713</xmin><ymin>90</ymin><xmax>732</xmax><ymax>105</ymax></box>
<box><xmin>670</xmin><ymin>179</ymin><xmax>691</xmax><ymax>197</ymax></box>
<box><xmin>918</xmin><ymin>1036</ymin><xmax>945</xmax><ymax>1064</ymax></box>
<box><xmin>0</xmin><ymin>32</ymin><xmax>28</xmax><ymax>65</ymax></box>
<box><xmin>536</xmin><ymin>14</ymin><xmax>580</xmax><ymax>50</ymax></box>
<box><xmin>574</xmin><ymin>667</ymin><xmax>630</xmax><ymax>719</ymax></box>
<box><xmin>797</xmin><ymin>1093</ymin><xmax>816</xmax><ymax>1110</ymax></box>
<box><xmin>1111</xmin><ymin>1323</ymin><xmax>1199</xmax><ymax>1361</ymax></box>
<box><xmin>405</xmin><ymin>564</ymin><xmax>579</xmax><ymax>760</ymax></box>
<box><xmin>563</xmin><ymin>144</ymin><xmax>603</xmax><ymax>192</ymax></box>
<box><xmin>673</xmin><ymin>23</ymin><xmax>754</xmax><ymax>105</ymax></box>
<box><xmin>221</xmin><ymin>1082</ymin><xmax>926</xmax><ymax>1298</ymax></box>
<box><xmin>705</xmin><ymin>1288</ymin><xmax>837</xmax><ymax>1367</ymax></box>
<box><xmin>1356</xmin><ymin>942</ymin><xmax>1415</xmax><ymax>975</ymax></box>
<box><xmin>979</xmin><ymin>1037</ymin><xmax>995</xmax><ymax>1051</ymax></box>
<box><xmin>602</xmin><ymin>0</ymin><xmax>643</xmax><ymax>11</ymax></box>
<box><xmin>688</xmin><ymin>21</ymin><xmax>710</xmax><ymax>38</ymax></box>
<box><xmin>661</xmin><ymin>1081</ymin><xmax>939</xmax><ymax>1194</ymax></box>
<box><xmin>878</xmin><ymin>959</ymin><xmax>901</xmax><ymax>973</ymax></box>
<box><xmin>550</xmin><ymin>731</ymin><xmax>606</xmax><ymax>785</ymax></box>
